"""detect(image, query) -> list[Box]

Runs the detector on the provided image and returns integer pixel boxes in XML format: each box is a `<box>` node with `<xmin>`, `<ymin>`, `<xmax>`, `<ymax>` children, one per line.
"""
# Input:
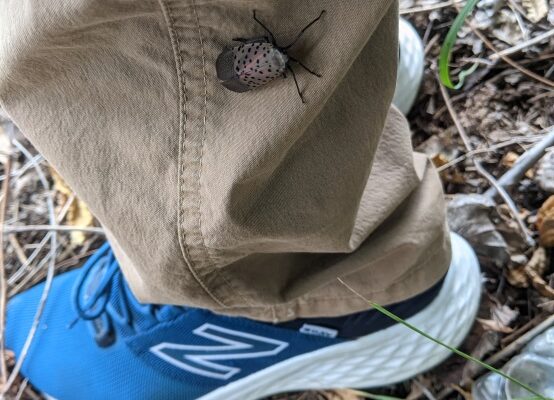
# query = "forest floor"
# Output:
<box><xmin>1</xmin><ymin>0</ymin><xmax>553</xmax><ymax>399</ymax></box>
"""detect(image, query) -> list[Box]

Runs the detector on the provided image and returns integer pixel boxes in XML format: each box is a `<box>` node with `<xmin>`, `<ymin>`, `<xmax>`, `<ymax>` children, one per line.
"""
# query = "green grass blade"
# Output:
<box><xmin>368</xmin><ymin>300</ymin><xmax>547</xmax><ymax>400</ymax></box>
<box><xmin>438</xmin><ymin>0</ymin><xmax>480</xmax><ymax>89</ymax></box>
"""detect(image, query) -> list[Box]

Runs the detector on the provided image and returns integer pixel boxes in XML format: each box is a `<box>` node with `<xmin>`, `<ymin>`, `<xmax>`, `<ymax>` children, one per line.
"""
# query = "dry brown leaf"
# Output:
<box><xmin>537</xmin><ymin>196</ymin><xmax>554</xmax><ymax>247</ymax></box>
<box><xmin>50</xmin><ymin>167</ymin><xmax>95</xmax><ymax>245</ymax></box>
<box><xmin>501</xmin><ymin>150</ymin><xmax>534</xmax><ymax>178</ymax></box>
<box><xmin>501</xmin><ymin>151</ymin><xmax>519</xmax><ymax>168</ymax></box>
<box><xmin>528</xmin><ymin>270</ymin><xmax>554</xmax><ymax>299</ymax></box>
<box><xmin>522</xmin><ymin>0</ymin><xmax>549</xmax><ymax>22</ymax></box>
<box><xmin>507</xmin><ymin>247</ymin><xmax>553</xmax><ymax>299</ymax></box>
<box><xmin>524</xmin><ymin>247</ymin><xmax>554</xmax><ymax>298</ymax></box>
<box><xmin>506</xmin><ymin>264</ymin><xmax>529</xmax><ymax>288</ymax></box>
<box><xmin>491</xmin><ymin>303</ymin><xmax>519</xmax><ymax>327</ymax></box>
<box><xmin>477</xmin><ymin>318</ymin><xmax>514</xmax><ymax>333</ymax></box>
<box><xmin>451</xmin><ymin>383</ymin><xmax>473</xmax><ymax>400</ymax></box>
<box><xmin>520</xmin><ymin>247</ymin><xmax>554</xmax><ymax>299</ymax></box>
<box><xmin>447</xmin><ymin>194</ymin><xmax>510</xmax><ymax>268</ymax></box>
<box><xmin>477</xmin><ymin>302</ymin><xmax>519</xmax><ymax>333</ymax></box>
<box><xmin>325</xmin><ymin>389</ymin><xmax>363</xmax><ymax>400</ymax></box>
<box><xmin>432</xmin><ymin>153</ymin><xmax>449</xmax><ymax>168</ymax></box>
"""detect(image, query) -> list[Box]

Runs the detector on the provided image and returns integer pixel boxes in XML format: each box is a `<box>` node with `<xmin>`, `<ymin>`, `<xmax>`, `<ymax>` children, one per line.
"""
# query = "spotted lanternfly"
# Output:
<box><xmin>216</xmin><ymin>10</ymin><xmax>326</xmax><ymax>104</ymax></box>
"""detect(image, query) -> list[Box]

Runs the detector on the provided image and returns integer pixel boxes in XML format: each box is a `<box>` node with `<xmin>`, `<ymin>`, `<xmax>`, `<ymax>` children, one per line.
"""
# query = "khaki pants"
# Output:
<box><xmin>0</xmin><ymin>0</ymin><xmax>450</xmax><ymax>322</ymax></box>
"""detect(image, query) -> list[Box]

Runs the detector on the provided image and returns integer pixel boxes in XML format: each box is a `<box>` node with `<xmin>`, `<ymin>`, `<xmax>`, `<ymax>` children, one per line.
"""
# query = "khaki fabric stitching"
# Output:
<box><xmin>191</xmin><ymin>0</ymin><xmax>253</xmax><ymax>307</ymax></box>
<box><xmin>159</xmin><ymin>0</ymin><xmax>226</xmax><ymax>308</ymax></box>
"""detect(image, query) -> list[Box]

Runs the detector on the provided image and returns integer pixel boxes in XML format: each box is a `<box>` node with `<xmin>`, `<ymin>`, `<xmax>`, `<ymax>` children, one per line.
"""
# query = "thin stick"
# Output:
<box><xmin>501</xmin><ymin>312</ymin><xmax>549</xmax><ymax>346</ymax></box>
<box><xmin>413</xmin><ymin>379</ymin><xmax>438</xmax><ymax>400</ymax></box>
<box><xmin>14</xmin><ymin>378</ymin><xmax>28</xmax><ymax>400</ymax></box>
<box><xmin>484</xmin><ymin>128</ymin><xmax>554</xmax><ymax>198</ymax></box>
<box><xmin>0</xmin><ymin>150</ymin><xmax>11</xmax><ymax>386</ymax></box>
<box><xmin>7</xmin><ymin>185</ymin><xmax>83</xmax><ymax>286</ymax></box>
<box><xmin>7</xmin><ymin>235</ymin><xmax>28</xmax><ymax>268</ymax></box>
<box><xmin>3</xmin><ymin>225</ymin><xmax>104</xmax><ymax>235</ymax></box>
<box><xmin>437</xmin><ymin>135</ymin><xmax>544</xmax><ymax>172</ymax></box>
<box><xmin>470</xmin><ymin>25</ymin><xmax>554</xmax><ymax>88</ymax></box>
<box><xmin>469</xmin><ymin>313</ymin><xmax>554</xmax><ymax>383</ymax></box>
<box><xmin>424</xmin><ymin>34</ymin><xmax>441</xmax><ymax>56</ymax></box>
<box><xmin>400</xmin><ymin>0</ymin><xmax>466</xmax><ymax>15</ymax></box>
<box><xmin>2</xmin><ymin>137</ymin><xmax>58</xmax><ymax>396</ymax></box>
<box><xmin>489</xmin><ymin>29</ymin><xmax>554</xmax><ymax>61</ymax></box>
<box><xmin>436</xmin><ymin>313</ymin><xmax>554</xmax><ymax>399</ymax></box>
<box><xmin>0</xmin><ymin>155</ymin><xmax>43</xmax><ymax>183</ymax></box>
<box><xmin>438</xmin><ymin>78</ymin><xmax>535</xmax><ymax>246</ymax></box>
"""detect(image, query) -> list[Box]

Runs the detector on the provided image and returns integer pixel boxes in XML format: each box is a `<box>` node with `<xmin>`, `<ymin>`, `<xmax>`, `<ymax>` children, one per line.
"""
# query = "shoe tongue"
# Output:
<box><xmin>108</xmin><ymin>270</ymin><xmax>184</xmax><ymax>334</ymax></box>
<box><xmin>80</xmin><ymin>248</ymin><xmax>185</xmax><ymax>336</ymax></box>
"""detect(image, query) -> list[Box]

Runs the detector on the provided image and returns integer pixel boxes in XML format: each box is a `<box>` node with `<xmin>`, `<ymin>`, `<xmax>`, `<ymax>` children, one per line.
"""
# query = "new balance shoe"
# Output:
<box><xmin>392</xmin><ymin>18</ymin><xmax>425</xmax><ymax>115</ymax></box>
<box><xmin>7</xmin><ymin>233</ymin><xmax>481</xmax><ymax>400</ymax></box>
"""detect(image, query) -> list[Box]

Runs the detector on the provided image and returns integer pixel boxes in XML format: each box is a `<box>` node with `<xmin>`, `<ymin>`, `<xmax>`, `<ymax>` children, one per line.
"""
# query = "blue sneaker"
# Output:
<box><xmin>7</xmin><ymin>234</ymin><xmax>480</xmax><ymax>400</ymax></box>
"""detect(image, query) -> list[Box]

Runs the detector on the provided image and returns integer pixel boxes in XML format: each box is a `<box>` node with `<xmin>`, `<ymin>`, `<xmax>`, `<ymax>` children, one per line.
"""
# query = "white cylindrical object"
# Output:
<box><xmin>393</xmin><ymin>18</ymin><xmax>425</xmax><ymax>115</ymax></box>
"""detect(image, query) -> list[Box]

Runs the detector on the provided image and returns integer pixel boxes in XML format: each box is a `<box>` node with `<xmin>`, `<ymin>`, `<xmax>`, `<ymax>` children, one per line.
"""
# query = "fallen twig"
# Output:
<box><xmin>2</xmin><ymin>137</ymin><xmax>58</xmax><ymax>396</ymax></box>
<box><xmin>470</xmin><ymin>24</ymin><xmax>554</xmax><ymax>88</ymax></box>
<box><xmin>0</xmin><ymin>149</ymin><xmax>11</xmax><ymax>387</ymax></box>
<box><xmin>7</xmin><ymin>235</ymin><xmax>28</xmax><ymax>267</ymax></box>
<box><xmin>437</xmin><ymin>135</ymin><xmax>544</xmax><ymax>172</ymax></box>
<box><xmin>438</xmin><ymin>313</ymin><xmax>554</xmax><ymax>399</ymax></box>
<box><xmin>484</xmin><ymin>128</ymin><xmax>554</xmax><ymax>198</ymax></box>
<box><xmin>3</xmin><ymin>225</ymin><xmax>104</xmax><ymax>235</ymax></box>
<box><xmin>438</xmin><ymin>77</ymin><xmax>535</xmax><ymax>246</ymax></box>
<box><xmin>13</xmin><ymin>378</ymin><xmax>27</xmax><ymax>400</ymax></box>
<box><xmin>413</xmin><ymin>379</ymin><xmax>438</xmax><ymax>400</ymax></box>
<box><xmin>400</xmin><ymin>0</ymin><xmax>466</xmax><ymax>15</ymax></box>
<box><xmin>501</xmin><ymin>312</ymin><xmax>550</xmax><ymax>346</ymax></box>
<box><xmin>489</xmin><ymin>29</ymin><xmax>554</xmax><ymax>61</ymax></box>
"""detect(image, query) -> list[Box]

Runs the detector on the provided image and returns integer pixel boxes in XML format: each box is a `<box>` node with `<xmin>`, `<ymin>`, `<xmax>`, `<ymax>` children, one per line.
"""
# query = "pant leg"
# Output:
<box><xmin>0</xmin><ymin>0</ymin><xmax>450</xmax><ymax>322</ymax></box>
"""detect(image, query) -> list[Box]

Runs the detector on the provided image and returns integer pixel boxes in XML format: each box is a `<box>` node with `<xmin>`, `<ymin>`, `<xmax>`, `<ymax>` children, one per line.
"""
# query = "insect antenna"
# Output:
<box><xmin>287</xmin><ymin>65</ymin><xmax>306</xmax><ymax>104</ymax></box>
<box><xmin>288</xmin><ymin>56</ymin><xmax>322</xmax><ymax>77</ymax></box>
<box><xmin>252</xmin><ymin>10</ymin><xmax>277</xmax><ymax>45</ymax></box>
<box><xmin>282</xmin><ymin>10</ymin><xmax>326</xmax><ymax>50</ymax></box>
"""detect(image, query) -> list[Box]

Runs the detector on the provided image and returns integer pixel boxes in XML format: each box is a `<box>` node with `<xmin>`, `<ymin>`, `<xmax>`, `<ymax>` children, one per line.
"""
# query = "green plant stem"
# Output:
<box><xmin>337</xmin><ymin>278</ymin><xmax>548</xmax><ymax>400</ymax></box>
<box><xmin>438</xmin><ymin>0</ymin><xmax>480</xmax><ymax>89</ymax></box>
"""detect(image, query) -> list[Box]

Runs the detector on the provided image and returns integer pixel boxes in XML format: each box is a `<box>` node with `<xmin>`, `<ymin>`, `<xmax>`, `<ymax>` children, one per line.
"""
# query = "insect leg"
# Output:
<box><xmin>287</xmin><ymin>65</ymin><xmax>306</xmax><ymax>104</ymax></box>
<box><xmin>252</xmin><ymin>10</ymin><xmax>277</xmax><ymax>45</ymax></box>
<box><xmin>288</xmin><ymin>56</ymin><xmax>322</xmax><ymax>77</ymax></box>
<box><xmin>232</xmin><ymin>37</ymin><xmax>249</xmax><ymax>43</ymax></box>
<box><xmin>283</xmin><ymin>10</ymin><xmax>326</xmax><ymax>50</ymax></box>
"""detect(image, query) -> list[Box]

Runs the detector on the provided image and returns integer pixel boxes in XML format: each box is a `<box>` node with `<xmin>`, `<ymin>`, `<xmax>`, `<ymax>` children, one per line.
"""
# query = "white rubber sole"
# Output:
<box><xmin>392</xmin><ymin>18</ymin><xmax>425</xmax><ymax>115</ymax></box>
<box><xmin>200</xmin><ymin>233</ymin><xmax>482</xmax><ymax>400</ymax></box>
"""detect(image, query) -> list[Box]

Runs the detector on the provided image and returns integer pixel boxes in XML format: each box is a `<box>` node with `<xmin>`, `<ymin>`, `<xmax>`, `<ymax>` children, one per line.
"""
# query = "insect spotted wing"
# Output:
<box><xmin>216</xmin><ymin>38</ymin><xmax>288</xmax><ymax>93</ymax></box>
<box><xmin>216</xmin><ymin>10</ymin><xmax>326</xmax><ymax>103</ymax></box>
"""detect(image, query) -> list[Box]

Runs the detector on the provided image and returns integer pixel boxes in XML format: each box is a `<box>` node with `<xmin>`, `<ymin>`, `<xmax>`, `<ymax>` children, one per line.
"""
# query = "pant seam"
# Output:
<box><xmin>190</xmin><ymin>0</ymin><xmax>254</xmax><ymax>307</ymax></box>
<box><xmin>158</xmin><ymin>0</ymin><xmax>226</xmax><ymax>308</ymax></box>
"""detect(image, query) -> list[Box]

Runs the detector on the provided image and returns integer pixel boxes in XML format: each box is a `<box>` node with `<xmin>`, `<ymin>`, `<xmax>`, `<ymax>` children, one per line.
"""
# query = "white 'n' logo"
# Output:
<box><xmin>149</xmin><ymin>323</ymin><xmax>289</xmax><ymax>380</ymax></box>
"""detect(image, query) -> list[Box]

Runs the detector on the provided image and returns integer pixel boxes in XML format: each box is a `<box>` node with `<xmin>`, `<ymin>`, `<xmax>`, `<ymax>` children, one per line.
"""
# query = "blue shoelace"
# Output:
<box><xmin>70</xmin><ymin>242</ymin><xmax>182</xmax><ymax>346</ymax></box>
